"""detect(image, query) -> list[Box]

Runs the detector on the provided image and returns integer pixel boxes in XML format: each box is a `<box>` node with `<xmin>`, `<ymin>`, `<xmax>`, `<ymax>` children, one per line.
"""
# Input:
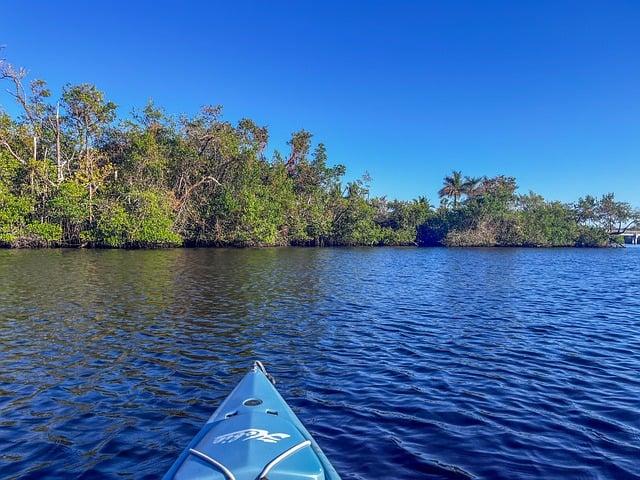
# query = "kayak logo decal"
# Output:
<box><xmin>213</xmin><ymin>429</ymin><xmax>291</xmax><ymax>444</ymax></box>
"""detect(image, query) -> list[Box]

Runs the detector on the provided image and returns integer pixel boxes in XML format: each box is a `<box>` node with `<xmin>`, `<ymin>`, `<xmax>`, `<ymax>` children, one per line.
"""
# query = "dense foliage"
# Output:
<box><xmin>0</xmin><ymin>58</ymin><xmax>636</xmax><ymax>248</ymax></box>
<box><xmin>419</xmin><ymin>174</ymin><xmax>637</xmax><ymax>247</ymax></box>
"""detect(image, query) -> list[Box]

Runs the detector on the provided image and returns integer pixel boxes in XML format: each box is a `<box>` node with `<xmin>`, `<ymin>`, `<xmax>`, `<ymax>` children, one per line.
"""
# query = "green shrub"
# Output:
<box><xmin>0</xmin><ymin>232</ymin><xmax>17</xmax><ymax>246</ymax></box>
<box><xmin>25</xmin><ymin>222</ymin><xmax>63</xmax><ymax>246</ymax></box>
<box><xmin>95</xmin><ymin>202</ymin><xmax>131</xmax><ymax>247</ymax></box>
<box><xmin>129</xmin><ymin>189</ymin><xmax>182</xmax><ymax>247</ymax></box>
<box><xmin>50</xmin><ymin>180</ymin><xmax>89</xmax><ymax>224</ymax></box>
<box><xmin>575</xmin><ymin>226</ymin><xmax>610</xmax><ymax>247</ymax></box>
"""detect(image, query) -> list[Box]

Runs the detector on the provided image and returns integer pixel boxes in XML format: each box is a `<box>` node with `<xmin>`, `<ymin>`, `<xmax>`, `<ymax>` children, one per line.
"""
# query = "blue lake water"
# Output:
<box><xmin>0</xmin><ymin>247</ymin><xmax>639</xmax><ymax>479</ymax></box>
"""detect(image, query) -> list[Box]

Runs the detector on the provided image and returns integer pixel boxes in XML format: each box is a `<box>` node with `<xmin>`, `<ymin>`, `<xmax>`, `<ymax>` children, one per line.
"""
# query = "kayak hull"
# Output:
<box><xmin>163</xmin><ymin>363</ymin><xmax>341</xmax><ymax>480</ymax></box>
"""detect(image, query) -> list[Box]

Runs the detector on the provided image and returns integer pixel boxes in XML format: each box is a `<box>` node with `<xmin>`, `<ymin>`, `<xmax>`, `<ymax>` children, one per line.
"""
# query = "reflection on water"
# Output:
<box><xmin>0</xmin><ymin>247</ymin><xmax>639</xmax><ymax>479</ymax></box>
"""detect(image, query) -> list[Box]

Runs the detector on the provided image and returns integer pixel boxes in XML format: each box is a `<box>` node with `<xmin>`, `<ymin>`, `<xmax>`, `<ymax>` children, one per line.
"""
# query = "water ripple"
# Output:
<box><xmin>0</xmin><ymin>247</ymin><xmax>639</xmax><ymax>479</ymax></box>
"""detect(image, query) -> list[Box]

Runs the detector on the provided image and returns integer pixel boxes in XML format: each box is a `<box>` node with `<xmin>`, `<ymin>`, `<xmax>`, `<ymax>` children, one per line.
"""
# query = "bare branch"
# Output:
<box><xmin>175</xmin><ymin>175</ymin><xmax>222</xmax><ymax>218</ymax></box>
<box><xmin>0</xmin><ymin>61</ymin><xmax>36</xmax><ymax>128</ymax></box>
<box><xmin>0</xmin><ymin>138</ymin><xmax>26</xmax><ymax>164</ymax></box>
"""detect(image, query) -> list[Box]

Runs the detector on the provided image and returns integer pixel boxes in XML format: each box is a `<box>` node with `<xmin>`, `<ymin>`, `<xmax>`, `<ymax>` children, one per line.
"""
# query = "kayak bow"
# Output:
<box><xmin>163</xmin><ymin>362</ymin><xmax>341</xmax><ymax>480</ymax></box>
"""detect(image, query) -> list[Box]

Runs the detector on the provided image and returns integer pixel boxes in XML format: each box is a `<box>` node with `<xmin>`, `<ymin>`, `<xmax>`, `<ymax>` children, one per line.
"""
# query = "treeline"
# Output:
<box><xmin>421</xmin><ymin>173</ymin><xmax>637</xmax><ymax>247</ymax></box>
<box><xmin>0</xmin><ymin>58</ymin><xmax>637</xmax><ymax>248</ymax></box>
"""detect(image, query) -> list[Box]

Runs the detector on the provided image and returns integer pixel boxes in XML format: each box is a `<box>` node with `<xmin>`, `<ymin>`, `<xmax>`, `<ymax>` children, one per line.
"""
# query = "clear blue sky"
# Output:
<box><xmin>1</xmin><ymin>1</ymin><xmax>639</xmax><ymax>205</ymax></box>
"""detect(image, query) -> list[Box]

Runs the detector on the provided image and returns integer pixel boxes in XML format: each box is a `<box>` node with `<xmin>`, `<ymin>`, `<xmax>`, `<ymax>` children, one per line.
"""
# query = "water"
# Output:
<box><xmin>1</xmin><ymin>247</ymin><xmax>639</xmax><ymax>479</ymax></box>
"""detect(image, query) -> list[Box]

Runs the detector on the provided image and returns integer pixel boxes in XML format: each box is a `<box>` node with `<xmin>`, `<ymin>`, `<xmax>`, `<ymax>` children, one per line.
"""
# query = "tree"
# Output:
<box><xmin>285</xmin><ymin>141</ymin><xmax>345</xmax><ymax>245</ymax></box>
<box><xmin>0</xmin><ymin>58</ymin><xmax>59</xmax><ymax>207</ymax></box>
<box><xmin>518</xmin><ymin>195</ymin><xmax>578</xmax><ymax>246</ymax></box>
<box><xmin>332</xmin><ymin>178</ymin><xmax>382</xmax><ymax>246</ymax></box>
<box><xmin>438</xmin><ymin>170</ymin><xmax>465</xmax><ymax>207</ymax></box>
<box><xmin>285</xmin><ymin>129</ymin><xmax>312</xmax><ymax>173</ymax></box>
<box><xmin>462</xmin><ymin>176</ymin><xmax>482</xmax><ymax>198</ymax></box>
<box><xmin>61</xmin><ymin>84</ymin><xmax>116</xmax><ymax>223</ymax></box>
<box><xmin>596</xmin><ymin>193</ymin><xmax>634</xmax><ymax>234</ymax></box>
<box><xmin>50</xmin><ymin>179</ymin><xmax>90</xmax><ymax>244</ymax></box>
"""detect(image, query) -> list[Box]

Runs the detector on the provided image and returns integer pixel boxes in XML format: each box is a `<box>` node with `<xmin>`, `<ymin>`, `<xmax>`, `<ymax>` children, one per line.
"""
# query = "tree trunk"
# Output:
<box><xmin>56</xmin><ymin>103</ymin><xmax>63</xmax><ymax>183</ymax></box>
<box><xmin>89</xmin><ymin>183</ymin><xmax>93</xmax><ymax>223</ymax></box>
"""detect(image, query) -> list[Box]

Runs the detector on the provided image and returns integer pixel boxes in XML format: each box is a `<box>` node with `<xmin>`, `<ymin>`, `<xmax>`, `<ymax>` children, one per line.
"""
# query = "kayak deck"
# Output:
<box><xmin>163</xmin><ymin>362</ymin><xmax>341</xmax><ymax>480</ymax></box>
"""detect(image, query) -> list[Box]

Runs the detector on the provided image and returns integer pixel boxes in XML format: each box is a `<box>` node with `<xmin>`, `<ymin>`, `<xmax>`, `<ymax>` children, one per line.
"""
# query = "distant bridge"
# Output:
<box><xmin>612</xmin><ymin>229</ymin><xmax>640</xmax><ymax>245</ymax></box>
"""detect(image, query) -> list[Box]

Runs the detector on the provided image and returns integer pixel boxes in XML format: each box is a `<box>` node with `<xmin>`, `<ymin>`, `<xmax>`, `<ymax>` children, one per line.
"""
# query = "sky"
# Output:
<box><xmin>1</xmin><ymin>1</ymin><xmax>639</xmax><ymax>205</ymax></box>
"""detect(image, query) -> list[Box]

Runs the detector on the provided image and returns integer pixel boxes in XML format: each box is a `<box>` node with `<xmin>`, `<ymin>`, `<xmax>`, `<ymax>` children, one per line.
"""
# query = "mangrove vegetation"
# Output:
<box><xmin>0</xmin><ymin>57</ymin><xmax>637</xmax><ymax>248</ymax></box>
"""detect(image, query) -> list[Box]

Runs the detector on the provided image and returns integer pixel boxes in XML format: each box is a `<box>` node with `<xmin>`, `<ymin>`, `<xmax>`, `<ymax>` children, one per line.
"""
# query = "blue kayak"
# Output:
<box><xmin>163</xmin><ymin>362</ymin><xmax>341</xmax><ymax>480</ymax></box>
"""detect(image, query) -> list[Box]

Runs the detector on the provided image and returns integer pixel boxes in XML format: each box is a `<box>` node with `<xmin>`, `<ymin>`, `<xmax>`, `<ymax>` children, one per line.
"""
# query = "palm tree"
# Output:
<box><xmin>462</xmin><ymin>176</ymin><xmax>483</xmax><ymax>198</ymax></box>
<box><xmin>438</xmin><ymin>170</ymin><xmax>465</xmax><ymax>207</ymax></box>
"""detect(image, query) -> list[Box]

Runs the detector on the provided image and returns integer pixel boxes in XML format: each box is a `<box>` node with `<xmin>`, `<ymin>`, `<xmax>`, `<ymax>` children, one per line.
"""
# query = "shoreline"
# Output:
<box><xmin>0</xmin><ymin>242</ymin><xmax>625</xmax><ymax>250</ymax></box>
